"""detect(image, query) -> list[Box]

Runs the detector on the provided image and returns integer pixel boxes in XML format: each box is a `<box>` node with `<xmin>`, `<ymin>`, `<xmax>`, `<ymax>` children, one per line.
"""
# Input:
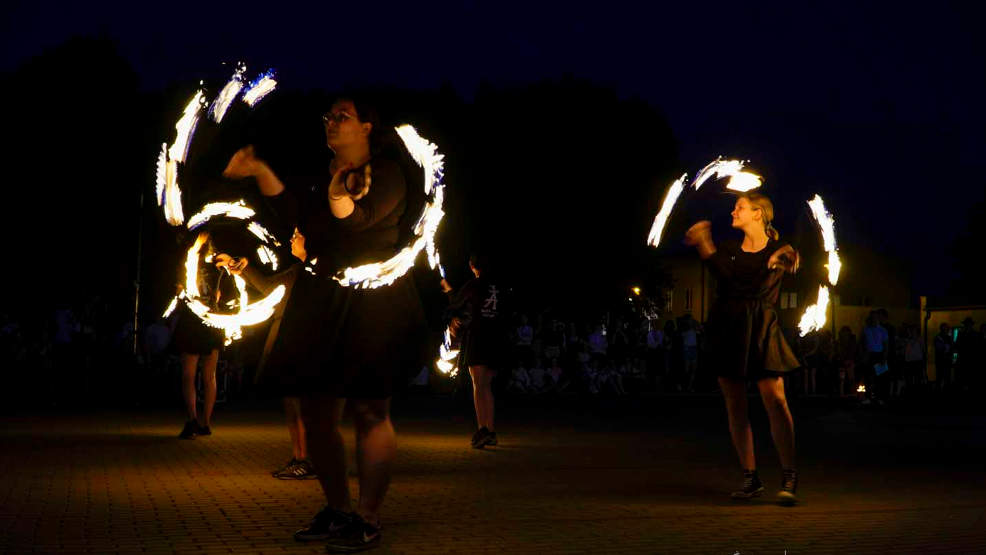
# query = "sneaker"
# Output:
<box><xmin>196</xmin><ymin>422</ymin><xmax>212</xmax><ymax>436</ymax></box>
<box><xmin>730</xmin><ymin>469</ymin><xmax>765</xmax><ymax>500</ymax></box>
<box><xmin>275</xmin><ymin>458</ymin><xmax>318</xmax><ymax>480</ymax></box>
<box><xmin>485</xmin><ymin>431</ymin><xmax>498</xmax><ymax>446</ymax></box>
<box><xmin>178</xmin><ymin>420</ymin><xmax>197</xmax><ymax>440</ymax></box>
<box><xmin>471</xmin><ymin>427</ymin><xmax>490</xmax><ymax>448</ymax></box>
<box><xmin>294</xmin><ymin>507</ymin><xmax>353</xmax><ymax>542</ymax></box>
<box><xmin>777</xmin><ymin>469</ymin><xmax>798</xmax><ymax>506</ymax></box>
<box><xmin>324</xmin><ymin>514</ymin><xmax>381</xmax><ymax>553</ymax></box>
<box><xmin>272</xmin><ymin>457</ymin><xmax>299</xmax><ymax>477</ymax></box>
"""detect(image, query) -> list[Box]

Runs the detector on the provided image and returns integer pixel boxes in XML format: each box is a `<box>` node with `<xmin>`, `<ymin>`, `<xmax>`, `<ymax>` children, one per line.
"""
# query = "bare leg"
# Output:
<box><xmin>284</xmin><ymin>397</ymin><xmax>307</xmax><ymax>459</ymax></box>
<box><xmin>757</xmin><ymin>377</ymin><xmax>796</xmax><ymax>469</ymax></box>
<box><xmin>469</xmin><ymin>366</ymin><xmax>496</xmax><ymax>431</ymax></box>
<box><xmin>300</xmin><ymin>395</ymin><xmax>350</xmax><ymax>512</ymax></box>
<box><xmin>352</xmin><ymin>398</ymin><xmax>395</xmax><ymax>526</ymax></box>
<box><xmin>719</xmin><ymin>377</ymin><xmax>755</xmax><ymax>469</ymax></box>
<box><xmin>180</xmin><ymin>353</ymin><xmax>200</xmax><ymax>422</ymax></box>
<box><xmin>199</xmin><ymin>349</ymin><xmax>219</xmax><ymax>427</ymax></box>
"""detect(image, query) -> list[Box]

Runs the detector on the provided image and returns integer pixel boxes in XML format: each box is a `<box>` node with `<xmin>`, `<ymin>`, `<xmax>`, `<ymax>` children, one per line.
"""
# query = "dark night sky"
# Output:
<box><xmin>3</xmin><ymin>1</ymin><xmax>984</xmax><ymax>296</ymax></box>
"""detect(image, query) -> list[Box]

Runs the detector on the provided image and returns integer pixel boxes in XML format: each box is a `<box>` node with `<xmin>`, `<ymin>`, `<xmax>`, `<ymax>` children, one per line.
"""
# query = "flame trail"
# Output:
<box><xmin>436</xmin><ymin>327</ymin><xmax>460</xmax><ymax>377</ymax></box>
<box><xmin>333</xmin><ymin>125</ymin><xmax>447</xmax><ymax>288</ymax></box>
<box><xmin>647</xmin><ymin>174</ymin><xmax>686</xmax><ymax>247</ymax></box>
<box><xmin>209</xmin><ymin>63</ymin><xmax>246</xmax><ymax>123</ymax></box>
<box><xmin>798</xmin><ymin>285</ymin><xmax>830</xmax><ymax>336</ymax></box>
<box><xmin>186</xmin><ymin>200</ymin><xmax>256</xmax><ymax>230</ymax></box>
<box><xmin>646</xmin><ymin>158</ymin><xmax>761</xmax><ymax>248</ymax></box>
<box><xmin>242</xmin><ymin>71</ymin><xmax>277</xmax><ymax>107</ymax></box>
<box><xmin>805</xmin><ymin>194</ymin><xmax>841</xmax><ymax>286</ymax></box>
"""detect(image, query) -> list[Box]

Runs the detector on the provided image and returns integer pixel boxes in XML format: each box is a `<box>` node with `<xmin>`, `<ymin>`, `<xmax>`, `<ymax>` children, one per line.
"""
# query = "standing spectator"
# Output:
<box><xmin>645</xmin><ymin>320</ymin><xmax>665</xmax><ymax>390</ymax></box>
<box><xmin>515</xmin><ymin>314</ymin><xmax>535</xmax><ymax>370</ymax></box>
<box><xmin>836</xmin><ymin>326</ymin><xmax>857</xmax><ymax>397</ymax></box>
<box><xmin>680</xmin><ymin>316</ymin><xmax>699</xmax><ymax>392</ymax></box>
<box><xmin>587</xmin><ymin>324</ymin><xmax>608</xmax><ymax>365</ymax></box>
<box><xmin>862</xmin><ymin>313</ymin><xmax>889</xmax><ymax>404</ymax></box>
<box><xmin>934</xmin><ymin>323</ymin><xmax>954</xmax><ymax>392</ymax></box>
<box><xmin>955</xmin><ymin>318</ymin><xmax>980</xmax><ymax>392</ymax></box>
<box><xmin>663</xmin><ymin>320</ymin><xmax>677</xmax><ymax>391</ymax></box>
<box><xmin>903</xmin><ymin>324</ymin><xmax>926</xmax><ymax>394</ymax></box>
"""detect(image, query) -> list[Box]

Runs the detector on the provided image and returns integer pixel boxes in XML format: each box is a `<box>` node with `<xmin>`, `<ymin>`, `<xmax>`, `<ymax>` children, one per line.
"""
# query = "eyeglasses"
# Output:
<box><xmin>322</xmin><ymin>111</ymin><xmax>354</xmax><ymax>124</ymax></box>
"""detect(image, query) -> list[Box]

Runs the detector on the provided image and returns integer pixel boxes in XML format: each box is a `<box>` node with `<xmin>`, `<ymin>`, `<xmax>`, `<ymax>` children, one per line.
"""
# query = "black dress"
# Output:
<box><xmin>172</xmin><ymin>261</ymin><xmax>225</xmax><ymax>355</ymax></box>
<box><xmin>247</xmin><ymin>158</ymin><xmax>426</xmax><ymax>398</ymax></box>
<box><xmin>704</xmin><ymin>238</ymin><xmax>801</xmax><ymax>379</ymax></box>
<box><xmin>447</xmin><ymin>276</ymin><xmax>510</xmax><ymax>369</ymax></box>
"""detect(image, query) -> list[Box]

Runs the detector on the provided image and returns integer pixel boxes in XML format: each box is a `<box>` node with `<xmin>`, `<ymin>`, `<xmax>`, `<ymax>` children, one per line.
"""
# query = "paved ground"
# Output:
<box><xmin>1</xmin><ymin>394</ymin><xmax>984</xmax><ymax>554</ymax></box>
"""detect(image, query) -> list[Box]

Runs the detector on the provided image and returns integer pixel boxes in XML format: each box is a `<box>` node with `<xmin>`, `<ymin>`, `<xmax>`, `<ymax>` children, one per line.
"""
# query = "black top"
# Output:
<box><xmin>706</xmin><ymin>238</ymin><xmax>788</xmax><ymax>304</ymax></box>
<box><xmin>266</xmin><ymin>158</ymin><xmax>407</xmax><ymax>274</ymax></box>
<box><xmin>448</xmin><ymin>276</ymin><xmax>506</xmax><ymax>333</ymax></box>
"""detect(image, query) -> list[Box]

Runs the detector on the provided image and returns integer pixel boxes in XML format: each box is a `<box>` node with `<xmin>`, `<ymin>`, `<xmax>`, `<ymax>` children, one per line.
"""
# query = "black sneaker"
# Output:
<box><xmin>294</xmin><ymin>507</ymin><xmax>353</xmax><ymax>542</ymax></box>
<box><xmin>324</xmin><ymin>514</ymin><xmax>381</xmax><ymax>553</ymax></box>
<box><xmin>730</xmin><ymin>469</ymin><xmax>765</xmax><ymax>500</ymax></box>
<box><xmin>272</xmin><ymin>457</ymin><xmax>299</xmax><ymax>477</ymax></box>
<box><xmin>777</xmin><ymin>469</ymin><xmax>798</xmax><ymax>506</ymax></box>
<box><xmin>196</xmin><ymin>422</ymin><xmax>212</xmax><ymax>436</ymax></box>
<box><xmin>276</xmin><ymin>458</ymin><xmax>318</xmax><ymax>480</ymax></box>
<box><xmin>178</xmin><ymin>420</ymin><xmax>197</xmax><ymax>440</ymax></box>
<box><xmin>471</xmin><ymin>427</ymin><xmax>490</xmax><ymax>448</ymax></box>
<box><xmin>485</xmin><ymin>431</ymin><xmax>498</xmax><ymax>446</ymax></box>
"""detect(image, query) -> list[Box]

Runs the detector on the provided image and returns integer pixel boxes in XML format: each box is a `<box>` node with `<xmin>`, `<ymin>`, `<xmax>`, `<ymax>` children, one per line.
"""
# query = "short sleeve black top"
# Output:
<box><xmin>706</xmin><ymin>238</ymin><xmax>788</xmax><ymax>305</ymax></box>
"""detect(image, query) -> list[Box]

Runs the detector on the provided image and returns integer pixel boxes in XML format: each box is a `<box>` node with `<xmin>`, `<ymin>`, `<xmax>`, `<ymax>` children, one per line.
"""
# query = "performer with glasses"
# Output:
<box><xmin>220</xmin><ymin>96</ymin><xmax>424</xmax><ymax>552</ymax></box>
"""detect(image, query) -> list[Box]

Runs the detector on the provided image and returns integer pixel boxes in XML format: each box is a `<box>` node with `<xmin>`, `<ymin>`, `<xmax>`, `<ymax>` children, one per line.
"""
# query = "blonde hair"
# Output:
<box><xmin>741</xmin><ymin>192</ymin><xmax>779</xmax><ymax>240</ymax></box>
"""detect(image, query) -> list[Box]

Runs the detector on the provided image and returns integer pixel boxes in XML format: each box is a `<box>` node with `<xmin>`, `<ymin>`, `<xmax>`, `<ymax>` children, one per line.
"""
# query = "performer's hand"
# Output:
<box><xmin>290</xmin><ymin>228</ymin><xmax>307</xmax><ymax>262</ymax></box>
<box><xmin>328</xmin><ymin>162</ymin><xmax>355</xmax><ymax>200</ymax></box>
<box><xmin>215</xmin><ymin>253</ymin><xmax>248</xmax><ymax>275</ymax></box>
<box><xmin>328</xmin><ymin>163</ymin><xmax>371</xmax><ymax>201</ymax></box>
<box><xmin>683</xmin><ymin>220</ymin><xmax>712</xmax><ymax>247</ymax></box>
<box><xmin>223</xmin><ymin>145</ymin><xmax>265</xmax><ymax>179</ymax></box>
<box><xmin>768</xmin><ymin>245</ymin><xmax>800</xmax><ymax>274</ymax></box>
<box><xmin>440</xmin><ymin>279</ymin><xmax>452</xmax><ymax>293</ymax></box>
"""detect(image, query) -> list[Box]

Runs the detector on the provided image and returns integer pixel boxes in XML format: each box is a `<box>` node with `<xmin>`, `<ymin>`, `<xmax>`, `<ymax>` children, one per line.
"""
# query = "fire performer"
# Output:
<box><xmin>220</xmin><ymin>96</ymin><xmax>424</xmax><ymax>551</ymax></box>
<box><xmin>683</xmin><ymin>192</ymin><xmax>802</xmax><ymax>505</ymax></box>
<box><xmin>440</xmin><ymin>253</ymin><xmax>509</xmax><ymax>449</ymax></box>
<box><xmin>174</xmin><ymin>233</ymin><xmax>226</xmax><ymax>439</ymax></box>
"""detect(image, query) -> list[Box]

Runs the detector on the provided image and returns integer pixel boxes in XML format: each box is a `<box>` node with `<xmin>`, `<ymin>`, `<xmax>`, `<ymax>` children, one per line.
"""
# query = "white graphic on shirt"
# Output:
<box><xmin>482</xmin><ymin>286</ymin><xmax>499</xmax><ymax>317</ymax></box>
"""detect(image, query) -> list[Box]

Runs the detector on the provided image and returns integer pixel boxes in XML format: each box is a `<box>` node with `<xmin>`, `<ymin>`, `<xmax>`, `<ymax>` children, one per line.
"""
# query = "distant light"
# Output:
<box><xmin>632</xmin><ymin>287</ymin><xmax>641</xmax><ymax>296</ymax></box>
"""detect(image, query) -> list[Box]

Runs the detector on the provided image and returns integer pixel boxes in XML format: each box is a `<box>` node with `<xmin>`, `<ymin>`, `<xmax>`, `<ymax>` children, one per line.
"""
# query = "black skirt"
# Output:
<box><xmin>257</xmin><ymin>270</ymin><xmax>427</xmax><ymax>399</ymax></box>
<box><xmin>460</xmin><ymin>325</ymin><xmax>510</xmax><ymax>369</ymax></box>
<box><xmin>172</xmin><ymin>304</ymin><xmax>224</xmax><ymax>355</ymax></box>
<box><xmin>705</xmin><ymin>297</ymin><xmax>801</xmax><ymax>380</ymax></box>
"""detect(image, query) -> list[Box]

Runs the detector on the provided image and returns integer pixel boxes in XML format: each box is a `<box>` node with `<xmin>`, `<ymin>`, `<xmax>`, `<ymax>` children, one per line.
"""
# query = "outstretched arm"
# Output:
<box><xmin>223</xmin><ymin>145</ymin><xmax>285</xmax><ymax>197</ymax></box>
<box><xmin>684</xmin><ymin>221</ymin><xmax>716</xmax><ymax>259</ymax></box>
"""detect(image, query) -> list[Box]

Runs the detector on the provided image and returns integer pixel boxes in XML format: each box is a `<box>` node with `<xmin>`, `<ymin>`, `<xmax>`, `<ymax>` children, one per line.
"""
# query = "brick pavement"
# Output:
<box><xmin>1</xmin><ymin>396</ymin><xmax>984</xmax><ymax>554</ymax></box>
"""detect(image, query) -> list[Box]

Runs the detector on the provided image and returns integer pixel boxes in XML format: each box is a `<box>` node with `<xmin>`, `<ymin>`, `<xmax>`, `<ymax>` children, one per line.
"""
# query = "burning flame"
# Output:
<box><xmin>436</xmin><ymin>327</ymin><xmax>460</xmax><ymax>377</ymax></box>
<box><xmin>332</xmin><ymin>124</ymin><xmax>447</xmax><ymax>288</ymax></box>
<box><xmin>256</xmin><ymin>245</ymin><xmax>278</xmax><ymax>271</ymax></box>
<box><xmin>646</xmin><ymin>174</ymin><xmax>686</xmax><ymax>247</ymax></box>
<box><xmin>857</xmin><ymin>384</ymin><xmax>866</xmax><ymax>393</ymax></box>
<box><xmin>646</xmin><ymin>158</ymin><xmax>761</xmax><ymax>247</ymax></box>
<box><xmin>162</xmin><ymin>296</ymin><xmax>179</xmax><ymax>318</ymax></box>
<box><xmin>186</xmin><ymin>200</ymin><xmax>256</xmax><ymax>230</ymax></box>
<box><xmin>242</xmin><ymin>71</ymin><xmax>277</xmax><ymax>107</ymax></box>
<box><xmin>798</xmin><ymin>285</ymin><xmax>830</xmax><ymax>336</ymax></box>
<box><xmin>805</xmin><ymin>194</ymin><xmax>841</xmax><ymax>286</ymax></box>
<box><xmin>156</xmin><ymin>89</ymin><xmax>206</xmax><ymax>226</ymax></box>
<box><xmin>208</xmin><ymin>64</ymin><xmax>246</xmax><ymax>123</ymax></box>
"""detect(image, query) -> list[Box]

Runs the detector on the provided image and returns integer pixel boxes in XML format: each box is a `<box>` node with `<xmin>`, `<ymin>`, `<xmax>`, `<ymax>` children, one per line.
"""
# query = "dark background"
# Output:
<box><xmin>2</xmin><ymin>1</ymin><xmax>984</xmax><ymax>325</ymax></box>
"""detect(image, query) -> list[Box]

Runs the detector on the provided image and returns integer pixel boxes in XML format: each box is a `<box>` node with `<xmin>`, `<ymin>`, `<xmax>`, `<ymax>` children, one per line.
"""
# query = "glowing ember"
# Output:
<box><xmin>857</xmin><ymin>384</ymin><xmax>866</xmax><ymax>393</ymax></box>
<box><xmin>208</xmin><ymin>64</ymin><xmax>246</xmax><ymax>123</ymax></box>
<box><xmin>805</xmin><ymin>194</ymin><xmax>841</xmax><ymax>286</ymax></box>
<box><xmin>242</xmin><ymin>71</ymin><xmax>277</xmax><ymax>107</ymax></box>
<box><xmin>798</xmin><ymin>285</ymin><xmax>830</xmax><ymax>336</ymax></box>
<box><xmin>333</xmin><ymin>125</ymin><xmax>448</xmax><ymax>288</ymax></box>
<box><xmin>186</xmin><ymin>200</ymin><xmax>256</xmax><ymax>231</ymax></box>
